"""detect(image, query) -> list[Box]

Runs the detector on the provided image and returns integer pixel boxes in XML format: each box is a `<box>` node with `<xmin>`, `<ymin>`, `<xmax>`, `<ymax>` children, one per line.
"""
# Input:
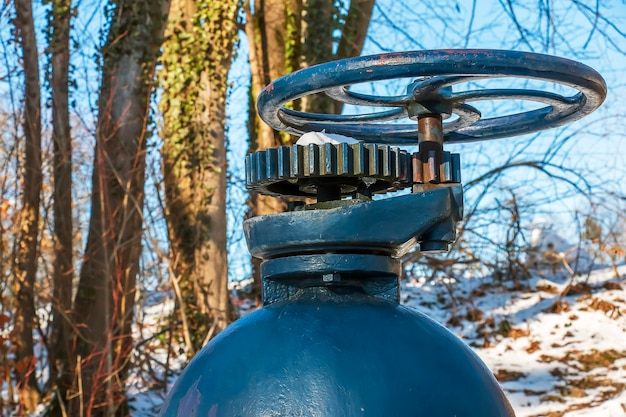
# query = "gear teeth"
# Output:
<box><xmin>277</xmin><ymin>146</ymin><xmax>290</xmax><ymax>179</ymax></box>
<box><xmin>245</xmin><ymin>154</ymin><xmax>252</xmax><ymax>184</ymax></box>
<box><xmin>251</xmin><ymin>151</ymin><xmax>265</xmax><ymax>183</ymax></box>
<box><xmin>291</xmin><ymin>145</ymin><xmax>304</xmax><ymax>177</ymax></box>
<box><xmin>247</xmin><ymin>143</ymin><xmax>414</xmax><ymax>198</ymax></box>
<box><xmin>441</xmin><ymin>152</ymin><xmax>451</xmax><ymax>184</ymax></box>
<box><xmin>379</xmin><ymin>146</ymin><xmax>387</xmax><ymax>178</ymax></box>
<box><xmin>411</xmin><ymin>151</ymin><xmax>462</xmax><ymax>184</ymax></box>
<box><xmin>451</xmin><ymin>153</ymin><xmax>461</xmax><ymax>183</ymax></box>
<box><xmin>320</xmin><ymin>143</ymin><xmax>336</xmax><ymax>176</ymax></box>
<box><xmin>352</xmin><ymin>144</ymin><xmax>366</xmax><ymax>176</ymax></box>
<box><xmin>304</xmin><ymin>144</ymin><xmax>318</xmax><ymax>176</ymax></box>
<box><xmin>363</xmin><ymin>144</ymin><xmax>375</xmax><ymax>176</ymax></box>
<box><xmin>337</xmin><ymin>143</ymin><xmax>352</xmax><ymax>176</ymax></box>
<box><xmin>266</xmin><ymin>148</ymin><xmax>278</xmax><ymax>180</ymax></box>
<box><xmin>391</xmin><ymin>147</ymin><xmax>408</xmax><ymax>183</ymax></box>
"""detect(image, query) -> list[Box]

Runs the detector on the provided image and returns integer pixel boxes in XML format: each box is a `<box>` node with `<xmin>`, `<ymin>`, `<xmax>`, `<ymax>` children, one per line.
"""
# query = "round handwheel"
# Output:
<box><xmin>257</xmin><ymin>49</ymin><xmax>607</xmax><ymax>145</ymax></box>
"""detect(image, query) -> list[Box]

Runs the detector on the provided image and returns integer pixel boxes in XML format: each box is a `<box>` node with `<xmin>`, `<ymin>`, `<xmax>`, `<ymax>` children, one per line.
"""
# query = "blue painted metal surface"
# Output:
<box><xmin>159</xmin><ymin>286</ymin><xmax>515</xmax><ymax>417</ymax></box>
<box><xmin>244</xmin><ymin>186</ymin><xmax>463</xmax><ymax>260</ymax></box>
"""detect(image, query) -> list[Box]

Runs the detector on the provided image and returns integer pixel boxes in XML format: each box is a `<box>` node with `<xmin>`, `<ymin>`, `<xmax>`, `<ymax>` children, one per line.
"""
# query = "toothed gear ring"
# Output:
<box><xmin>245</xmin><ymin>143</ymin><xmax>412</xmax><ymax>198</ymax></box>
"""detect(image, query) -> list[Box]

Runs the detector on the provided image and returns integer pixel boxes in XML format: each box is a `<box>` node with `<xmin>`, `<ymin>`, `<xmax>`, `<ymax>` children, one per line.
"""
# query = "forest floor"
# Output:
<box><xmin>128</xmin><ymin>265</ymin><xmax>626</xmax><ymax>417</ymax></box>
<box><xmin>401</xmin><ymin>265</ymin><xmax>626</xmax><ymax>417</ymax></box>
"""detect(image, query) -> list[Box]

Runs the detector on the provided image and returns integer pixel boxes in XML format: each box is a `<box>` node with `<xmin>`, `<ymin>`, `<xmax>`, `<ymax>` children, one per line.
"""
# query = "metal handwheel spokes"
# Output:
<box><xmin>280</xmin><ymin>106</ymin><xmax>409</xmax><ymax>124</ymax></box>
<box><xmin>257</xmin><ymin>50</ymin><xmax>607</xmax><ymax>145</ymax></box>
<box><xmin>325</xmin><ymin>86</ymin><xmax>414</xmax><ymax>107</ymax></box>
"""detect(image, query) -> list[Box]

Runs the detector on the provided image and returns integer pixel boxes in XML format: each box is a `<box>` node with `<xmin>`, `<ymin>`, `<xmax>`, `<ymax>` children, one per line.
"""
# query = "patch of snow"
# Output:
<box><xmin>526</xmin><ymin>223</ymin><xmax>594</xmax><ymax>273</ymax></box>
<box><xmin>295</xmin><ymin>131</ymin><xmax>359</xmax><ymax>146</ymax></box>
<box><xmin>403</xmin><ymin>264</ymin><xmax>626</xmax><ymax>417</ymax></box>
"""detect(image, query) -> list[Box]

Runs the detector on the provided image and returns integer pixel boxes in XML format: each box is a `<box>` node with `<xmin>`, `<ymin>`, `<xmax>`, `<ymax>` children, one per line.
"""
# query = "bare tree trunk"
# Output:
<box><xmin>300</xmin><ymin>0</ymin><xmax>335</xmax><ymax>113</ymax></box>
<box><xmin>68</xmin><ymin>1</ymin><xmax>170</xmax><ymax>416</ymax></box>
<box><xmin>334</xmin><ymin>0</ymin><xmax>375</xmax><ymax>113</ymax></box>
<box><xmin>196</xmin><ymin>68</ymin><xmax>232</xmax><ymax>342</ymax></box>
<box><xmin>47</xmin><ymin>0</ymin><xmax>73</xmax><ymax>400</ymax></box>
<box><xmin>159</xmin><ymin>0</ymin><xmax>238</xmax><ymax>352</ymax></box>
<box><xmin>336</xmin><ymin>0</ymin><xmax>375</xmax><ymax>60</ymax></box>
<box><xmin>12</xmin><ymin>0</ymin><xmax>42</xmax><ymax>412</ymax></box>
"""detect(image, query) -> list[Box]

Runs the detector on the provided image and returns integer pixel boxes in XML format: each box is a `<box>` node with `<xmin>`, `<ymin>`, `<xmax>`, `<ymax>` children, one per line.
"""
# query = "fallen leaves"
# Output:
<box><xmin>507</xmin><ymin>327</ymin><xmax>530</xmax><ymax>339</ymax></box>
<box><xmin>544</xmin><ymin>300</ymin><xmax>571</xmax><ymax>314</ymax></box>
<box><xmin>498</xmin><ymin>319</ymin><xmax>530</xmax><ymax>339</ymax></box>
<box><xmin>403</xmin><ymin>267</ymin><xmax>626</xmax><ymax>416</ymax></box>
<box><xmin>532</xmin><ymin>374</ymin><xmax>626</xmax><ymax>415</ymax></box>
<box><xmin>555</xmin><ymin>385</ymin><xmax>586</xmax><ymax>398</ymax></box>
<box><xmin>576</xmin><ymin>349</ymin><xmax>626</xmax><ymax>371</ymax></box>
<box><xmin>538</xmin><ymin>394</ymin><xmax>566</xmax><ymax>404</ymax></box>
<box><xmin>494</xmin><ymin>369</ymin><xmax>526</xmax><ymax>382</ymax></box>
<box><xmin>465</xmin><ymin>308</ymin><xmax>483</xmax><ymax>322</ymax></box>
<box><xmin>539</xmin><ymin>349</ymin><xmax>626</xmax><ymax>371</ymax></box>
<box><xmin>603</xmin><ymin>281</ymin><xmax>623</xmax><ymax>291</ymax></box>
<box><xmin>536</xmin><ymin>283</ymin><xmax>559</xmax><ymax>294</ymax></box>
<box><xmin>525</xmin><ymin>340</ymin><xmax>541</xmax><ymax>354</ymax></box>
<box><xmin>563</xmin><ymin>282</ymin><xmax>593</xmax><ymax>296</ymax></box>
<box><xmin>588</xmin><ymin>297</ymin><xmax>621</xmax><ymax>319</ymax></box>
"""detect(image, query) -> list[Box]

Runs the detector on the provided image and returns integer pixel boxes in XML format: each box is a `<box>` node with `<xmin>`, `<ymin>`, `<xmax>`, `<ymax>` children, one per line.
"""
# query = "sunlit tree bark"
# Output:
<box><xmin>68</xmin><ymin>1</ymin><xmax>170</xmax><ymax>415</ymax></box>
<box><xmin>159</xmin><ymin>0</ymin><xmax>239</xmax><ymax>352</ymax></box>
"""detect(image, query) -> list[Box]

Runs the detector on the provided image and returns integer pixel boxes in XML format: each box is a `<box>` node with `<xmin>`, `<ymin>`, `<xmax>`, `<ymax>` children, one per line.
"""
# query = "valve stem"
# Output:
<box><xmin>417</xmin><ymin>113</ymin><xmax>444</xmax><ymax>145</ymax></box>
<box><xmin>414</xmin><ymin>114</ymin><xmax>445</xmax><ymax>184</ymax></box>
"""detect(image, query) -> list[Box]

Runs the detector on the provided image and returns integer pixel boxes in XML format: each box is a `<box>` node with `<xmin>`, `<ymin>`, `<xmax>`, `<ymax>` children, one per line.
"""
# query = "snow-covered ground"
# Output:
<box><xmin>128</xmin><ymin>265</ymin><xmax>626</xmax><ymax>417</ymax></box>
<box><xmin>402</xmin><ymin>265</ymin><xmax>626</xmax><ymax>417</ymax></box>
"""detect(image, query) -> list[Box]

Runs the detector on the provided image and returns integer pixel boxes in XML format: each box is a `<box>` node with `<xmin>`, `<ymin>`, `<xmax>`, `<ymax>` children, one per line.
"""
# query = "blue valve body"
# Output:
<box><xmin>159</xmin><ymin>286</ymin><xmax>515</xmax><ymax>417</ymax></box>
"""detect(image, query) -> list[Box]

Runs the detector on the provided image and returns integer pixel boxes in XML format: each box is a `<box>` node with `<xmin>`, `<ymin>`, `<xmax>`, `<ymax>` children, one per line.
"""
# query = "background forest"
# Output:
<box><xmin>0</xmin><ymin>0</ymin><xmax>625</xmax><ymax>416</ymax></box>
